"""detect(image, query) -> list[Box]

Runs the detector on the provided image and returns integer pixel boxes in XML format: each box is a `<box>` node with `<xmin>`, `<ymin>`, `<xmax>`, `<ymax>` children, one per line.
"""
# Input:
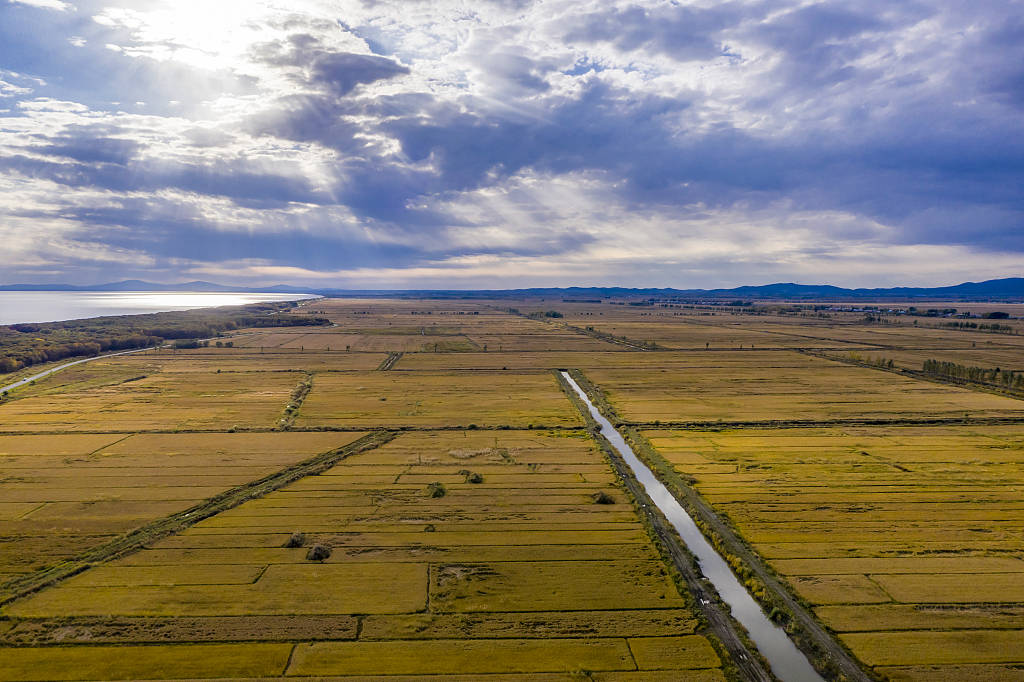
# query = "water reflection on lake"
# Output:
<box><xmin>0</xmin><ymin>291</ymin><xmax>318</xmax><ymax>325</ymax></box>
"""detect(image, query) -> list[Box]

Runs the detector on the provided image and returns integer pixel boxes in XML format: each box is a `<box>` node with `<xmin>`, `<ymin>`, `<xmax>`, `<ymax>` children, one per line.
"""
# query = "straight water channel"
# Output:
<box><xmin>561</xmin><ymin>372</ymin><xmax>824</xmax><ymax>682</ymax></box>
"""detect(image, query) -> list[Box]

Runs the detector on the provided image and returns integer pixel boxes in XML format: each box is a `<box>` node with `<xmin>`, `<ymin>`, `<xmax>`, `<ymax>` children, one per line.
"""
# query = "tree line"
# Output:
<box><xmin>922</xmin><ymin>359</ymin><xmax>1024</xmax><ymax>390</ymax></box>
<box><xmin>0</xmin><ymin>303</ymin><xmax>329</xmax><ymax>375</ymax></box>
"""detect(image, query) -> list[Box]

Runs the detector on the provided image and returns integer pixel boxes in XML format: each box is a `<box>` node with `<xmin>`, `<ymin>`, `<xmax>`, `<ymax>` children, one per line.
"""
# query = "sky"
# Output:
<box><xmin>0</xmin><ymin>0</ymin><xmax>1021</xmax><ymax>289</ymax></box>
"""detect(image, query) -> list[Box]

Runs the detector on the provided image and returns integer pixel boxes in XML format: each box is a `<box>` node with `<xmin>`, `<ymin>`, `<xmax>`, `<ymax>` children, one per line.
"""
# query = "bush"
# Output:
<box><xmin>459</xmin><ymin>469</ymin><xmax>483</xmax><ymax>484</ymax></box>
<box><xmin>426</xmin><ymin>482</ymin><xmax>447</xmax><ymax>498</ymax></box>
<box><xmin>306</xmin><ymin>544</ymin><xmax>331</xmax><ymax>561</ymax></box>
<box><xmin>592</xmin><ymin>491</ymin><xmax>615</xmax><ymax>504</ymax></box>
<box><xmin>284</xmin><ymin>532</ymin><xmax>305</xmax><ymax>548</ymax></box>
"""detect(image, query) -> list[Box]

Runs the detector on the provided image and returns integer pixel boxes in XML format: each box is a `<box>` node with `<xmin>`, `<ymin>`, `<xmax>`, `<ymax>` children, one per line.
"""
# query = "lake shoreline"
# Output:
<box><xmin>0</xmin><ymin>291</ymin><xmax>319</xmax><ymax>326</ymax></box>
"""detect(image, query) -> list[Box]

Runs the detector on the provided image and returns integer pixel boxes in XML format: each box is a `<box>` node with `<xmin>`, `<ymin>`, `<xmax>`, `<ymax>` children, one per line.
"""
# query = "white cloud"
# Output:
<box><xmin>1</xmin><ymin>0</ymin><xmax>1021</xmax><ymax>286</ymax></box>
<box><xmin>9</xmin><ymin>0</ymin><xmax>71</xmax><ymax>11</ymax></box>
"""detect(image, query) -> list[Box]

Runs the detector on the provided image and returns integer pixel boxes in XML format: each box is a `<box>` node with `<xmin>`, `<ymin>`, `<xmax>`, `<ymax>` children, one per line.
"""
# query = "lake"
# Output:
<box><xmin>0</xmin><ymin>291</ymin><xmax>318</xmax><ymax>326</ymax></box>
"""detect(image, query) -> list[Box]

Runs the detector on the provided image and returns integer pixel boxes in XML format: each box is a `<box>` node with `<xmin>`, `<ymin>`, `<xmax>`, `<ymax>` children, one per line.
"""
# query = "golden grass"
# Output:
<box><xmin>296</xmin><ymin>370</ymin><xmax>582</xmax><ymax>428</ymax></box>
<box><xmin>627</xmin><ymin>635</ymin><xmax>722</xmax><ymax>670</ymax></box>
<box><xmin>876</xmin><ymin>663</ymin><xmax>1024</xmax><ymax>682</ymax></box>
<box><xmin>0</xmin><ymin>432</ymin><xmax>364</xmax><ymax>578</ymax></box>
<box><xmin>109</xmin><ymin>347</ymin><xmax>388</xmax><ymax>370</ymax></box>
<box><xmin>2</xmin><ymin>368</ymin><xmax>302</xmax><ymax>431</ymax></box>
<box><xmin>817</xmin><ymin>604</ymin><xmax>1024</xmax><ymax>633</ymax></box>
<box><xmin>12</xmin><ymin>299</ymin><xmax>1024</xmax><ymax>679</ymax></box>
<box><xmin>591</xmin><ymin>352</ymin><xmax>1024</xmax><ymax>423</ymax></box>
<box><xmin>430</xmin><ymin>560</ymin><xmax>684</xmax><ymax>612</ymax></box>
<box><xmin>842</xmin><ymin>630</ymin><xmax>1024</xmax><ymax>666</ymax></box>
<box><xmin>0</xmin><ymin>643</ymin><xmax>292</xmax><ymax>681</ymax></box>
<box><xmin>1</xmin><ymin>429</ymin><xmax>723</xmax><ymax>678</ymax></box>
<box><xmin>788</xmin><ymin>574</ymin><xmax>892</xmax><ymax>605</ymax></box>
<box><xmin>6</xmin><ymin>563</ymin><xmax>428</xmax><ymax>616</ymax></box>
<box><xmin>643</xmin><ymin>422</ymin><xmax>1024</xmax><ymax>676</ymax></box>
<box><xmin>286</xmin><ymin>638</ymin><xmax>636</xmax><ymax>676</ymax></box>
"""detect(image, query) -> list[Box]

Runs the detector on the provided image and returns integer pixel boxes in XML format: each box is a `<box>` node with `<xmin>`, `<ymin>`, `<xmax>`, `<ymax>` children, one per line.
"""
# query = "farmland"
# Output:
<box><xmin>584</xmin><ymin>351</ymin><xmax>1024</xmax><ymax>424</ymax></box>
<box><xmin>1</xmin><ymin>429</ymin><xmax>727</xmax><ymax>679</ymax></box>
<box><xmin>637</xmin><ymin>425</ymin><xmax>1024</xmax><ymax>680</ymax></box>
<box><xmin>0</xmin><ymin>296</ymin><xmax>1022</xmax><ymax>680</ymax></box>
<box><xmin>0</xmin><ymin>432</ymin><xmax>365</xmax><ymax>584</ymax></box>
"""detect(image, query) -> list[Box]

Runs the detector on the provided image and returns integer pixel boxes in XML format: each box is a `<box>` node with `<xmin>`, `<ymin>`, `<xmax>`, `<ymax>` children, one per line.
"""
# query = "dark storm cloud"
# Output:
<box><xmin>41</xmin><ymin>192</ymin><xmax>593</xmax><ymax>271</ymax></box>
<box><xmin>1</xmin><ymin>151</ymin><xmax>328</xmax><ymax>208</ymax></box>
<box><xmin>81</xmin><ymin>211</ymin><xmax>426</xmax><ymax>270</ymax></box>
<box><xmin>253</xmin><ymin>33</ymin><xmax>409</xmax><ymax>96</ymax></box>
<box><xmin>564</xmin><ymin>2</ymin><xmax>756</xmax><ymax>60</ymax></box>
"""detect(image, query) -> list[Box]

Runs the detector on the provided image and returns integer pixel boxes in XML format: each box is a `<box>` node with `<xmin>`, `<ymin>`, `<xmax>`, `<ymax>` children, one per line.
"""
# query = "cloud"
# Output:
<box><xmin>8</xmin><ymin>0</ymin><xmax>71</xmax><ymax>12</ymax></box>
<box><xmin>252</xmin><ymin>32</ymin><xmax>409</xmax><ymax>96</ymax></box>
<box><xmin>0</xmin><ymin>0</ymin><xmax>1021</xmax><ymax>287</ymax></box>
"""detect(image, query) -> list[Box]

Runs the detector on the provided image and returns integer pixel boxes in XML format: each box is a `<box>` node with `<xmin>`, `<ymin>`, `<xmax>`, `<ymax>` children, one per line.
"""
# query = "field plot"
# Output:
<box><xmin>852</xmin><ymin>348</ymin><xmax>1024</xmax><ymax>372</ymax></box>
<box><xmin>562</xmin><ymin>317</ymin><xmax>839</xmax><ymax>350</ymax></box>
<box><xmin>704</xmin><ymin>316</ymin><xmax>1024</xmax><ymax>353</ymax></box>
<box><xmin>396</xmin><ymin>350</ymin><xmax>631</xmax><ymax>371</ymax></box>
<box><xmin>1</xmin><ymin>430</ymin><xmax>726</xmax><ymax>680</ymax></box>
<box><xmin>294</xmin><ymin>298</ymin><xmax>543</xmax><ymax>334</ymax></box>
<box><xmin>558</xmin><ymin>305</ymin><xmax>1024</xmax><ymax>355</ymax></box>
<box><xmin>120</xmin><ymin>347</ymin><xmax>388</xmax><ymax>371</ymax></box>
<box><xmin>0</xmin><ymin>361</ymin><xmax>303</xmax><ymax>432</ymax></box>
<box><xmin>464</xmin><ymin>332</ymin><xmax>622</xmax><ymax>351</ymax></box>
<box><xmin>228</xmin><ymin>300</ymin><xmax>621</xmax><ymax>352</ymax></box>
<box><xmin>296</xmin><ymin>370</ymin><xmax>583</xmax><ymax>428</ymax></box>
<box><xmin>397</xmin><ymin>349</ymin><xmax>827</xmax><ymax>371</ymax></box>
<box><xmin>0</xmin><ymin>432</ymin><xmax>364</xmax><ymax>581</ymax></box>
<box><xmin>642</xmin><ymin>425</ymin><xmax>1024</xmax><ymax>680</ymax></box>
<box><xmin>586</xmin><ymin>351</ymin><xmax>1024</xmax><ymax>423</ymax></box>
<box><xmin>230</xmin><ymin>329</ymin><xmax>479</xmax><ymax>352</ymax></box>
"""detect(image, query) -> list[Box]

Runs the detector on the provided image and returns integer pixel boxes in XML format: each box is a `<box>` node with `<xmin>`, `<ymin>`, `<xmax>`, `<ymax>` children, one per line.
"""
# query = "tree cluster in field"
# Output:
<box><xmin>0</xmin><ymin>302</ymin><xmax>329</xmax><ymax>374</ymax></box>
<box><xmin>0</xmin><ymin>335</ymin><xmax>158</xmax><ymax>373</ymax></box>
<box><xmin>845</xmin><ymin>352</ymin><xmax>895</xmax><ymax>369</ymax></box>
<box><xmin>939</xmin><ymin>321</ymin><xmax>1015</xmax><ymax>333</ymax></box>
<box><xmin>923</xmin><ymin>359</ymin><xmax>1024</xmax><ymax>390</ymax></box>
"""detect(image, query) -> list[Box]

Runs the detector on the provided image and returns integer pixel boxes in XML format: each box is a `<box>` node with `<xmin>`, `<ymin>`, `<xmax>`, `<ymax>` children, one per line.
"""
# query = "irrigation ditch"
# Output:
<box><xmin>558</xmin><ymin>369</ymin><xmax>871</xmax><ymax>682</ymax></box>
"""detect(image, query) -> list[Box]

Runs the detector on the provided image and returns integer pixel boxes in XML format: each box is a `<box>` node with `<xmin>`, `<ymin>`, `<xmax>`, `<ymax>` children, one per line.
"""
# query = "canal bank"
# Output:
<box><xmin>560</xmin><ymin>370</ymin><xmax>829</xmax><ymax>682</ymax></box>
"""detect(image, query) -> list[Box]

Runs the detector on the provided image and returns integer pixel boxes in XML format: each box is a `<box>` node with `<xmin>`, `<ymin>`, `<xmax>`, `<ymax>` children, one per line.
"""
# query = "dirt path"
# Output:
<box><xmin>0</xmin><ymin>346</ymin><xmax>157</xmax><ymax>395</ymax></box>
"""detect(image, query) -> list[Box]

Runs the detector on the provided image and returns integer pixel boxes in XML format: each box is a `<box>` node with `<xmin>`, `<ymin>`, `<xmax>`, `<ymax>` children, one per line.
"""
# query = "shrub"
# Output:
<box><xmin>592</xmin><ymin>491</ymin><xmax>615</xmax><ymax>504</ymax></box>
<box><xmin>284</xmin><ymin>532</ymin><xmax>305</xmax><ymax>548</ymax></box>
<box><xmin>459</xmin><ymin>469</ymin><xmax>483</xmax><ymax>483</ymax></box>
<box><xmin>426</xmin><ymin>482</ymin><xmax>447</xmax><ymax>498</ymax></box>
<box><xmin>306</xmin><ymin>544</ymin><xmax>331</xmax><ymax>561</ymax></box>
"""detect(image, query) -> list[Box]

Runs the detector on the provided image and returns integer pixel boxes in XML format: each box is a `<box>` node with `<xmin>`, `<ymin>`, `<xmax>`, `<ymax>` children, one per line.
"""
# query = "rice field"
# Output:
<box><xmin>2</xmin><ymin>430</ymin><xmax>726</xmax><ymax>680</ymax></box>
<box><xmin>641</xmin><ymin>425</ymin><xmax>1024</xmax><ymax>680</ymax></box>
<box><xmin>2</xmin><ymin>297</ymin><xmax>1023</xmax><ymax>680</ymax></box>
<box><xmin>0</xmin><ymin>362</ymin><xmax>305</xmax><ymax>432</ymax></box>
<box><xmin>0</xmin><ymin>432</ymin><xmax>365</xmax><ymax>582</ymax></box>
<box><xmin>585</xmin><ymin>351</ymin><xmax>1024</xmax><ymax>423</ymax></box>
<box><xmin>295</xmin><ymin>370</ymin><xmax>584</xmax><ymax>428</ymax></box>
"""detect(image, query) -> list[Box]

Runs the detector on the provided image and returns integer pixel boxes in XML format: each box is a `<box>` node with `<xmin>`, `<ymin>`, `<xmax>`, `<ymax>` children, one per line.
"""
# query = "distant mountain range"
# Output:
<box><xmin>2</xmin><ymin>277</ymin><xmax>1023</xmax><ymax>301</ymax></box>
